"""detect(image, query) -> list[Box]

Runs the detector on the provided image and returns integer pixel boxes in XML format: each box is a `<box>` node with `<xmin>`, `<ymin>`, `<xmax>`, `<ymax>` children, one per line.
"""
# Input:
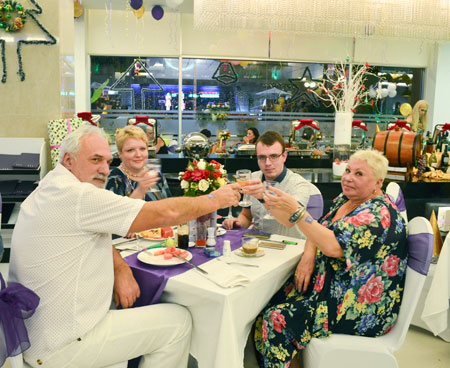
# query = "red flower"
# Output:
<box><xmin>262</xmin><ymin>319</ymin><xmax>269</xmax><ymax>342</ymax></box>
<box><xmin>212</xmin><ymin>170</ymin><xmax>222</xmax><ymax>179</ymax></box>
<box><xmin>191</xmin><ymin>170</ymin><xmax>203</xmax><ymax>182</ymax></box>
<box><xmin>323</xmin><ymin>318</ymin><xmax>329</xmax><ymax>331</ymax></box>
<box><xmin>202</xmin><ymin>170</ymin><xmax>211</xmax><ymax>179</ymax></box>
<box><xmin>380</xmin><ymin>205</ymin><xmax>391</xmax><ymax>229</ymax></box>
<box><xmin>382</xmin><ymin>255</ymin><xmax>400</xmax><ymax>277</ymax></box>
<box><xmin>182</xmin><ymin>171</ymin><xmax>192</xmax><ymax>181</ymax></box>
<box><xmin>357</xmin><ymin>274</ymin><xmax>384</xmax><ymax>304</ymax></box>
<box><xmin>314</xmin><ymin>272</ymin><xmax>326</xmax><ymax>293</ymax></box>
<box><xmin>210</xmin><ymin>160</ymin><xmax>221</xmax><ymax>169</ymax></box>
<box><xmin>346</xmin><ymin>209</ymin><xmax>375</xmax><ymax>227</ymax></box>
<box><xmin>270</xmin><ymin>310</ymin><xmax>286</xmax><ymax>333</ymax></box>
<box><xmin>337</xmin><ymin>303</ymin><xmax>343</xmax><ymax>315</ymax></box>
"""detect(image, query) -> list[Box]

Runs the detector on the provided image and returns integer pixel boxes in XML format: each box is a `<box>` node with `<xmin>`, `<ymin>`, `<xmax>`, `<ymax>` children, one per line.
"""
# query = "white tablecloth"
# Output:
<box><xmin>160</xmin><ymin>235</ymin><xmax>305</xmax><ymax>368</ymax></box>
<box><xmin>411</xmin><ymin>233</ymin><xmax>450</xmax><ymax>342</ymax></box>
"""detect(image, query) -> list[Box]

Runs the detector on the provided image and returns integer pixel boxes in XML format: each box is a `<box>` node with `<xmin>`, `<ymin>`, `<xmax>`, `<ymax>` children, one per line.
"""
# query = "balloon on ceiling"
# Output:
<box><xmin>152</xmin><ymin>5</ymin><xmax>164</xmax><ymax>20</ymax></box>
<box><xmin>130</xmin><ymin>0</ymin><xmax>143</xmax><ymax>11</ymax></box>
<box><xmin>133</xmin><ymin>5</ymin><xmax>145</xmax><ymax>19</ymax></box>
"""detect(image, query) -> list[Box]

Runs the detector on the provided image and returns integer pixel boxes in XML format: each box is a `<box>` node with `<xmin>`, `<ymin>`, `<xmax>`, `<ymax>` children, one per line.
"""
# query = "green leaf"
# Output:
<box><xmin>90</xmin><ymin>79</ymin><xmax>109</xmax><ymax>103</ymax></box>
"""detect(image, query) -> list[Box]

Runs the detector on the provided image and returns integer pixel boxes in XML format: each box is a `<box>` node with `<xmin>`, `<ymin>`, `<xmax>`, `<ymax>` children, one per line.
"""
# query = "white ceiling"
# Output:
<box><xmin>81</xmin><ymin>0</ymin><xmax>193</xmax><ymax>13</ymax></box>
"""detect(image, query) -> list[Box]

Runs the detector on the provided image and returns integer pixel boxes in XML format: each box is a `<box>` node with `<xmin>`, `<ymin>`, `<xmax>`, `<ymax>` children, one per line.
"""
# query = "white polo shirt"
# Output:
<box><xmin>8</xmin><ymin>164</ymin><xmax>144</xmax><ymax>360</ymax></box>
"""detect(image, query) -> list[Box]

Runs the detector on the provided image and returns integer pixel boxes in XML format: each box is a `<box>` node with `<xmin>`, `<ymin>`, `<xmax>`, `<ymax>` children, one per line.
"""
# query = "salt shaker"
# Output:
<box><xmin>222</xmin><ymin>240</ymin><xmax>231</xmax><ymax>257</ymax></box>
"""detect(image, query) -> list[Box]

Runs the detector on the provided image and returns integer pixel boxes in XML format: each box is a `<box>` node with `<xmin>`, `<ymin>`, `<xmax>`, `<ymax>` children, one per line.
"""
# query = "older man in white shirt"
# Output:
<box><xmin>8</xmin><ymin>125</ymin><xmax>240</xmax><ymax>368</ymax></box>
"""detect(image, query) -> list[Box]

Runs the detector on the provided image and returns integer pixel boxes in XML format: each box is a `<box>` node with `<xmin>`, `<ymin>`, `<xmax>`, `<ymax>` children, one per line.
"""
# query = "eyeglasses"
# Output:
<box><xmin>257</xmin><ymin>153</ymin><xmax>283</xmax><ymax>162</ymax></box>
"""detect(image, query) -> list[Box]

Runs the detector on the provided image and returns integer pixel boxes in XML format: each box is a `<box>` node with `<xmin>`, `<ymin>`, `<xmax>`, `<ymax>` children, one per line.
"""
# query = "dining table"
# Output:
<box><xmin>115</xmin><ymin>227</ymin><xmax>305</xmax><ymax>368</ymax></box>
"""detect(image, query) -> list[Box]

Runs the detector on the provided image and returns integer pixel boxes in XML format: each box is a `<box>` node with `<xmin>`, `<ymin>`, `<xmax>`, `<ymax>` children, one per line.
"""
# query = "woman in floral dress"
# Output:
<box><xmin>255</xmin><ymin>149</ymin><xmax>407</xmax><ymax>368</ymax></box>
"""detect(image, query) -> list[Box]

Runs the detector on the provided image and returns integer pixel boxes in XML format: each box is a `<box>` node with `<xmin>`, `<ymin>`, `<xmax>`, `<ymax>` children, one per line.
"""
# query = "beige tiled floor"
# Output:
<box><xmin>1</xmin><ymin>261</ymin><xmax>449</xmax><ymax>368</ymax></box>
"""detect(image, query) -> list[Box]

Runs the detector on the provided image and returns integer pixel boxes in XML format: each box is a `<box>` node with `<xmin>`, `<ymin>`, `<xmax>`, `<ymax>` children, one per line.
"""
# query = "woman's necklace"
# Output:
<box><xmin>119</xmin><ymin>164</ymin><xmax>144</xmax><ymax>180</ymax></box>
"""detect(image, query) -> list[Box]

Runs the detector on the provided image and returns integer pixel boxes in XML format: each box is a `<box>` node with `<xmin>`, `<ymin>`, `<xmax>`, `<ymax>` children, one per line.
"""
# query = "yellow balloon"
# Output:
<box><xmin>133</xmin><ymin>5</ymin><xmax>145</xmax><ymax>19</ymax></box>
<box><xmin>74</xmin><ymin>0</ymin><xmax>83</xmax><ymax>18</ymax></box>
<box><xmin>399</xmin><ymin>103</ymin><xmax>412</xmax><ymax>117</ymax></box>
<box><xmin>240</xmin><ymin>61</ymin><xmax>249</xmax><ymax>67</ymax></box>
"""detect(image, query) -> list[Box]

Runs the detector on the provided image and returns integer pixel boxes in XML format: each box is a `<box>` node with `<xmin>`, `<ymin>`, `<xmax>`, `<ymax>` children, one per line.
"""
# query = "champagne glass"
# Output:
<box><xmin>224</xmin><ymin>178</ymin><xmax>235</xmax><ymax>219</ymax></box>
<box><xmin>145</xmin><ymin>158</ymin><xmax>161</xmax><ymax>193</ymax></box>
<box><xmin>236</xmin><ymin>169</ymin><xmax>252</xmax><ymax>207</ymax></box>
<box><xmin>263</xmin><ymin>181</ymin><xmax>279</xmax><ymax>219</ymax></box>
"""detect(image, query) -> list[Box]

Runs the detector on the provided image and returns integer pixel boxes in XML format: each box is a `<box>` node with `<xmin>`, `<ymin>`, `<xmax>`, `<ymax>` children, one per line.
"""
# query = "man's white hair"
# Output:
<box><xmin>59</xmin><ymin>124</ymin><xmax>109</xmax><ymax>163</ymax></box>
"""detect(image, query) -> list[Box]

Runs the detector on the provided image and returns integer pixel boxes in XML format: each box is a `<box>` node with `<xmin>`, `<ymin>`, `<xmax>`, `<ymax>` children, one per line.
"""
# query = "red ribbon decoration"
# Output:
<box><xmin>352</xmin><ymin>120</ymin><xmax>368</xmax><ymax>131</ymax></box>
<box><xmin>294</xmin><ymin>119</ymin><xmax>320</xmax><ymax>131</ymax></box>
<box><xmin>388</xmin><ymin>120</ymin><xmax>411</xmax><ymax>131</ymax></box>
<box><xmin>77</xmin><ymin>112</ymin><xmax>97</xmax><ymax>126</ymax></box>
<box><xmin>440</xmin><ymin>123</ymin><xmax>450</xmax><ymax>133</ymax></box>
<box><xmin>133</xmin><ymin>115</ymin><xmax>154</xmax><ymax>127</ymax></box>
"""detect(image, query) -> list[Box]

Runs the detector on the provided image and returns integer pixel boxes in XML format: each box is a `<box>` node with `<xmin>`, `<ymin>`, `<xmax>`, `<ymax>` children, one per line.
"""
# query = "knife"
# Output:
<box><xmin>173</xmin><ymin>254</ymin><xmax>208</xmax><ymax>274</ymax></box>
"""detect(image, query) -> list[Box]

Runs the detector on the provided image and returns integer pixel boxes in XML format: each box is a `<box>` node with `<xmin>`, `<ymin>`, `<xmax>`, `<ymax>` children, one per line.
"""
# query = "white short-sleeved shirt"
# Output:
<box><xmin>8</xmin><ymin>164</ymin><xmax>145</xmax><ymax>360</ymax></box>
<box><xmin>249</xmin><ymin>168</ymin><xmax>312</xmax><ymax>239</ymax></box>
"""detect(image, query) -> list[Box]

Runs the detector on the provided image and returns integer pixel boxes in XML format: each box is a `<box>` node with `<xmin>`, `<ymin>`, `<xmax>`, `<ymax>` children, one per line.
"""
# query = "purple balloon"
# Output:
<box><xmin>152</xmin><ymin>5</ymin><xmax>164</xmax><ymax>21</ymax></box>
<box><xmin>130</xmin><ymin>0</ymin><xmax>143</xmax><ymax>11</ymax></box>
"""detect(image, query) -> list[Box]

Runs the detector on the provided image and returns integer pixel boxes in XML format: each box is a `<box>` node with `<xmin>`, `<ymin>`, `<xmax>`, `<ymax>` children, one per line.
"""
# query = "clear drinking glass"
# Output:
<box><xmin>236</xmin><ymin>169</ymin><xmax>252</xmax><ymax>207</ymax></box>
<box><xmin>145</xmin><ymin>158</ymin><xmax>161</xmax><ymax>192</ymax></box>
<box><xmin>263</xmin><ymin>180</ymin><xmax>278</xmax><ymax>219</ymax></box>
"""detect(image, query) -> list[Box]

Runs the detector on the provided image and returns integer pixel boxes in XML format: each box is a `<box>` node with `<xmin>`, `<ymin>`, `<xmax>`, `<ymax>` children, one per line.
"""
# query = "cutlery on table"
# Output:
<box><xmin>117</xmin><ymin>241</ymin><xmax>165</xmax><ymax>252</ymax></box>
<box><xmin>173</xmin><ymin>254</ymin><xmax>208</xmax><ymax>275</ymax></box>
<box><xmin>218</xmin><ymin>258</ymin><xmax>259</xmax><ymax>268</ymax></box>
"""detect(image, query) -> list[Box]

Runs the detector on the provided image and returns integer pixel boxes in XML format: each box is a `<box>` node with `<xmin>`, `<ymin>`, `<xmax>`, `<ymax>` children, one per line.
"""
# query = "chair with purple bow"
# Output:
<box><xmin>302</xmin><ymin>216</ymin><xmax>434</xmax><ymax>368</ymax></box>
<box><xmin>386</xmin><ymin>182</ymin><xmax>408</xmax><ymax>224</ymax></box>
<box><xmin>306</xmin><ymin>184</ymin><xmax>323</xmax><ymax>221</ymax></box>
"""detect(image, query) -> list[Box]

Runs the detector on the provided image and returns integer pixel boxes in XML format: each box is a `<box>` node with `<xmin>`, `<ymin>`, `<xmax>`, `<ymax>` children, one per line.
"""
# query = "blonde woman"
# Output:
<box><xmin>106</xmin><ymin>125</ymin><xmax>171</xmax><ymax>201</ymax></box>
<box><xmin>406</xmin><ymin>100</ymin><xmax>428</xmax><ymax>134</ymax></box>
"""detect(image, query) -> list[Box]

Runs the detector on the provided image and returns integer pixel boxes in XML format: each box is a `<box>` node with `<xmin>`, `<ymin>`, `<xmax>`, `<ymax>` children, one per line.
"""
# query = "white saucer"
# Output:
<box><xmin>235</xmin><ymin>248</ymin><xmax>265</xmax><ymax>258</ymax></box>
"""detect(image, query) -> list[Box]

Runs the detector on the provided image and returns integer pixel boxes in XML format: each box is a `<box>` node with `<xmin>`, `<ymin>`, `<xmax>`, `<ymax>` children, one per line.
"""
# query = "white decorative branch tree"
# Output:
<box><xmin>307</xmin><ymin>62</ymin><xmax>380</xmax><ymax>113</ymax></box>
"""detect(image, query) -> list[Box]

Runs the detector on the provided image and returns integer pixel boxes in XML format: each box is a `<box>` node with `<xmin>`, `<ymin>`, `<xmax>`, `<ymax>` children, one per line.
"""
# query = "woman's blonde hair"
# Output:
<box><xmin>115</xmin><ymin>125</ymin><xmax>148</xmax><ymax>152</ymax></box>
<box><xmin>410</xmin><ymin>100</ymin><xmax>428</xmax><ymax>132</ymax></box>
<box><xmin>350</xmin><ymin>149</ymin><xmax>389</xmax><ymax>181</ymax></box>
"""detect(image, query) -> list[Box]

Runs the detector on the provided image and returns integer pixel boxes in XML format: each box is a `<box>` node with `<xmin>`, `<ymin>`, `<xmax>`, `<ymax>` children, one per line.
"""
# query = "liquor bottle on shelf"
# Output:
<box><xmin>441</xmin><ymin>144</ymin><xmax>449</xmax><ymax>171</ymax></box>
<box><xmin>429</xmin><ymin>150</ymin><xmax>438</xmax><ymax>169</ymax></box>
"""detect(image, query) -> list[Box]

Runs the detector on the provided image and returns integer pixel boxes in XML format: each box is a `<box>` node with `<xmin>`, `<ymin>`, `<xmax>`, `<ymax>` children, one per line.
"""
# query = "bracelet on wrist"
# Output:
<box><xmin>288</xmin><ymin>205</ymin><xmax>306</xmax><ymax>224</ymax></box>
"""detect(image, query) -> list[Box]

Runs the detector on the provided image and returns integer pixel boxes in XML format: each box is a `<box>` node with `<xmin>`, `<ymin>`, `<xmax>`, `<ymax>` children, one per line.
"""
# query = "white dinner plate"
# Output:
<box><xmin>216</xmin><ymin>227</ymin><xmax>227</xmax><ymax>236</ymax></box>
<box><xmin>137</xmin><ymin>249</ymin><xmax>193</xmax><ymax>266</ymax></box>
<box><xmin>235</xmin><ymin>248</ymin><xmax>265</xmax><ymax>258</ymax></box>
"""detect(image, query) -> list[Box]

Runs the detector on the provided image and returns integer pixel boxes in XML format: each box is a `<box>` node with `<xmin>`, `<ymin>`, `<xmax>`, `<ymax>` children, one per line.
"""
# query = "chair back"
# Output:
<box><xmin>386</xmin><ymin>182</ymin><xmax>408</xmax><ymax>224</ymax></box>
<box><xmin>379</xmin><ymin>216</ymin><xmax>433</xmax><ymax>351</ymax></box>
<box><xmin>306</xmin><ymin>184</ymin><xmax>323</xmax><ymax>220</ymax></box>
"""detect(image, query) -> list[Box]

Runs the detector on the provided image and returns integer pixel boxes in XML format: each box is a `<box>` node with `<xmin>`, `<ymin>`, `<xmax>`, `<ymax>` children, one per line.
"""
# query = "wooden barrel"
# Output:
<box><xmin>372</xmin><ymin>130</ymin><xmax>422</xmax><ymax>167</ymax></box>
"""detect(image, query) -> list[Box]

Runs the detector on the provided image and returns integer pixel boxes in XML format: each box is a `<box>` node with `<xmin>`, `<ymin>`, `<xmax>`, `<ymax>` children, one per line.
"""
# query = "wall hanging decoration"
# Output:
<box><xmin>211</xmin><ymin>61</ymin><xmax>238</xmax><ymax>86</ymax></box>
<box><xmin>109</xmin><ymin>58</ymin><xmax>163</xmax><ymax>110</ymax></box>
<box><xmin>288</xmin><ymin>67</ymin><xmax>320</xmax><ymax>107</ymax></box>
<box><xmin>73</xmin><ymin>0</ymin><xmax>83</xmax><ymax>18</ymax></box>
<box><xmin>0</xmin><ymin>0</ymin><xmax>56</xmax><ymax>83</ymax></box>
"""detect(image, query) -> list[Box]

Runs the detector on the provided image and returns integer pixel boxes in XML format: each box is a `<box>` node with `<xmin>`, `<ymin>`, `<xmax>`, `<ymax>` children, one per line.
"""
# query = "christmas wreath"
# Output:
<box><xmin>0</xmin><ymin>1</ymin><xmax>26</xmax><ymax>32</ymax></box>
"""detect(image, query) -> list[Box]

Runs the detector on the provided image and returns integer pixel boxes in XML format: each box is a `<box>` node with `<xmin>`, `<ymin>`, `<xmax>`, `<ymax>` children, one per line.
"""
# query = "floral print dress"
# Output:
<box><xmin>254</xmin><ymin>193</ymin><xmax>408</xmax><ymax>368</ymax></box>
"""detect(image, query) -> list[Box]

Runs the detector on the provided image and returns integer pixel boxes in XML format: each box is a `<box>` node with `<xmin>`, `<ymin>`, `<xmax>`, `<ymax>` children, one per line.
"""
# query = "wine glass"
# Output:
<box><xmin>263</xmin><ymin>181</ymin><xmax>278</xmax><ymax>219</ymax></box>
<box><xmin>145</xmin><ymin>158</ymin><xmax>161</xmax><ymax>193</ymax></box>
<box><xmin>224</xmin><ymin>178</ymin><xmax>235</xmax><ymax>219</ymax></box>
<box><xmin>236</xmin><ymin>169</ymin><xmax>252</xmax><ymax>207</ymax></box>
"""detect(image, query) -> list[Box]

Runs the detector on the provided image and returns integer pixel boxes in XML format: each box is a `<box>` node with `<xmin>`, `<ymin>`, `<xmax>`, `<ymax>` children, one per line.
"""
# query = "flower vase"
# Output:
<box><xmin>333</xmin><ymin>112</ymin><xmax>353</xmax><ymax>178</ymax></box>
<box><xmin>194</xmin><ymin>211</ymin><xmax>217</xmax><ymax>247</ymax></box>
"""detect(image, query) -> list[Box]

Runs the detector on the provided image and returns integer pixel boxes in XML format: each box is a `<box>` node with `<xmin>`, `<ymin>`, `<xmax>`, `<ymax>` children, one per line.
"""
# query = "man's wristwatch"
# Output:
<box><xmin>289</xmin><ymin>206</ymin><xmax>306</xmax><ymax>224</ymax></box>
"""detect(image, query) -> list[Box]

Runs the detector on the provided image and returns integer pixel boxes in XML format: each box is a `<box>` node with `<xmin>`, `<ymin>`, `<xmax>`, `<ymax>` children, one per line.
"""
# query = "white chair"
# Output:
<box><xmin>306</xmin><ymin>184</ymin><xmax>324</xmax><ymax>221</ymax></box>
<box><xmin>386</xmin><ymin>182</ymin><xmax>408</xmax><ymax>224</ymax></box>
<box><xmin>302</xmin><ymin>216</ymin><xmax>434</xmax><ymax>368</ymax></box>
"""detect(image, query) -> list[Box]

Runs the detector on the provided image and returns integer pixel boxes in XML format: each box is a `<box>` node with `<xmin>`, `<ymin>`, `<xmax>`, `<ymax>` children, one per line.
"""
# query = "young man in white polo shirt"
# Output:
<box><xmin>8</xmin><ymin>125</ymin><xmax>240</xmax><ymax>368</ymax></box>
<box><xmin>223</xmin><ymin>131</ymin><xmax>318</xmax><ymax>239</ymax></box>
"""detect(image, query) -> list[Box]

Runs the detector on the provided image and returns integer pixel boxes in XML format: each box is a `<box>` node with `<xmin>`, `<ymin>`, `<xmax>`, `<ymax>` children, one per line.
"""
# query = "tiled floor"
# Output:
<box><xmin>1</xmin><ymin>261</ymin><xmax>449</xmax><ymax>368</ymax></box>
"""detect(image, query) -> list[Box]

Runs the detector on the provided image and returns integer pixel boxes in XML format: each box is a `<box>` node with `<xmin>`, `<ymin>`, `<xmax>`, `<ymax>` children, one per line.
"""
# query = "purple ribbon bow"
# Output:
<box><xmin>0</xmin><ymin>273</ymin><xmax>39</xmax><ymax>366</ymax></box>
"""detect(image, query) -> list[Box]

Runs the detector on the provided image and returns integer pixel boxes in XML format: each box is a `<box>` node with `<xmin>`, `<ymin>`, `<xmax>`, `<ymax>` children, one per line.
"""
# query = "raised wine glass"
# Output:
<box><xmin>236</xmin><ymin>169</ymin><xmax>252</xmax><ymax>207</ymax></box>
<box><xmin>262</xmin><ymin>180</ymin><xmax>279</xmax><ymax>219</ymax></box>
<box><xmin>145</xmin><ymin>158</ymin><xmax>161</xmax><ymax>193</ymax></box>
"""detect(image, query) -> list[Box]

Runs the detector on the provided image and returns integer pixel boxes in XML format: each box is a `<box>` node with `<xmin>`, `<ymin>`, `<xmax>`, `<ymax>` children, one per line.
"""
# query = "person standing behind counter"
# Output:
<box><xmin>106</xmin><ymin>125</ymin><xmax>171</xmax><ymax>201</ymax></box>
<box><xmin>146</xmin><ymin>125</ymin><xmax>169</xmax><ymax>154</ymax></box>
<box><xmin>223</xmin><ymin>130</ymin><xmax>316</xmax><ymax>239</ymax></box>
<box><xmin>254</xmin><ymin>149</ymin><xmax>407</xmax><ymax>367</ymax></box>
<box><xmin>8</xmin><ymin>125</ymin><xmax>241</xmax><ymax>368</ymax></box>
